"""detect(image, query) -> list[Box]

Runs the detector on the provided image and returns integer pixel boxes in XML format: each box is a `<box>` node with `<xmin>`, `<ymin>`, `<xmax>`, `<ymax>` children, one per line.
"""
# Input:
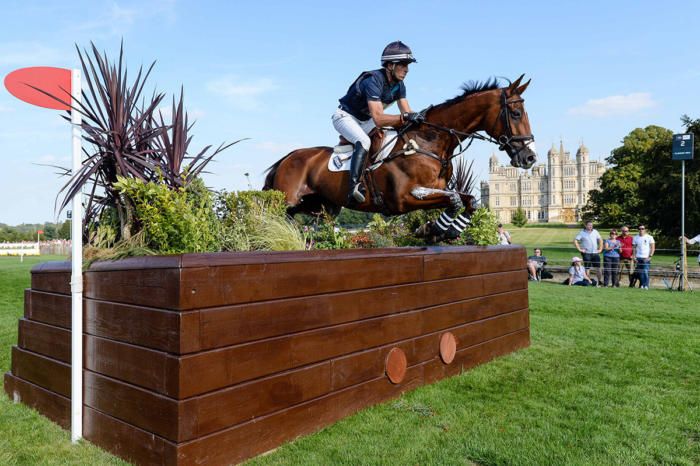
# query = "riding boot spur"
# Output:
<box><xmin>347</xmin><ymin>141</ymin><xmax>368</xmax><ymax>205</ymax></box>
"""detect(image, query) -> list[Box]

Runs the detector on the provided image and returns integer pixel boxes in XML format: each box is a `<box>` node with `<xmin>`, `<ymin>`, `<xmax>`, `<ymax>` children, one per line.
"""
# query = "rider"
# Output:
<box><xmin>333</xmin><ymin>40</ymin><xmax>425</xmax><ymax>205</ymax></box>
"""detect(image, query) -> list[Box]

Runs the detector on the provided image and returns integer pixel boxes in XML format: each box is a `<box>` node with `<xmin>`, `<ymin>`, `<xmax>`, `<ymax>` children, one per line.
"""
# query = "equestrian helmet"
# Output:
<box><xmin>381</xmin><ymin>41</ymin><xmax>417</xmax><ymax>66</ymax></box>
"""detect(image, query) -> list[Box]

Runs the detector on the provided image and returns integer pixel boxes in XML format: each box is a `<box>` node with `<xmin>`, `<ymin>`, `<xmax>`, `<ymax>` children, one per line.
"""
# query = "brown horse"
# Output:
<box><xmin>264</xmin><ymin>74</ymin><xmax>536</xmax><ymax>239</ymax></box>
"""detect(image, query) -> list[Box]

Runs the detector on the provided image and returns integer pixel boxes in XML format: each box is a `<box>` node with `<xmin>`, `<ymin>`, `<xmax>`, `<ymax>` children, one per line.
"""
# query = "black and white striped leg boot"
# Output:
<box><xmin>445</xmin><ymin>213</ymin><xmax>471</xmax><ymax>239</ymax></box>
<box><xmin>430</xmin><ymin>211</ymin><xmax>455</xmax><ymax>237</ymax></box>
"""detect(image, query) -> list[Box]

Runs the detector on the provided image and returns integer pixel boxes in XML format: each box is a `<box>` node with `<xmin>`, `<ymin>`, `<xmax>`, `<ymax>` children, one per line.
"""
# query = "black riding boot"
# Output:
<box><xmin>347</xmin><ymin>142</ymin><xmax>368</xmax><ymax>205</ymax></box>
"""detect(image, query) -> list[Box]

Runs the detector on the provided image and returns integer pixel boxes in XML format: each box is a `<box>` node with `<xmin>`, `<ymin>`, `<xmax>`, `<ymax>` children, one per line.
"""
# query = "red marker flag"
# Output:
<box><xmin>4</xmin><ymin>67</ymin><xmax>71</xmax><ymax>110</ymax></box>
<box><xmin>37</xmin><ymin>230</ymin><xmax>44</xmax><ymax>234</ymax></box>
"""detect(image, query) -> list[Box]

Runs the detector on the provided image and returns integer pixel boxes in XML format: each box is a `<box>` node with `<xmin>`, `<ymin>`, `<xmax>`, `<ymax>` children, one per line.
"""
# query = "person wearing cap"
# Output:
<box><xmin>566</xmin><ymin>256</ymin><xmax>596</xmax><ymax>286</ymax></box>
<box><xmin>333</xmin><ymin>41</ymin><xmax>423</xmax><ymax>205</ymax></box>
<box><xmin>497</xmin><ymin>223</ymin><xmax>512</xmax><ymax>245</ymax></box>
<box><xmin>632</xmin><ymin>224</ymin><xmax>655</xmax><ymax>290</ymax></box>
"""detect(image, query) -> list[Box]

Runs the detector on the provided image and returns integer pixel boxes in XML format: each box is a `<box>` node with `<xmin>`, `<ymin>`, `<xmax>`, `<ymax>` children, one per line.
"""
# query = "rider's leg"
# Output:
<box><xmin>332</xmin><ymin>109</ymin><xmax>373</xmax><ymax>204</ymax></box>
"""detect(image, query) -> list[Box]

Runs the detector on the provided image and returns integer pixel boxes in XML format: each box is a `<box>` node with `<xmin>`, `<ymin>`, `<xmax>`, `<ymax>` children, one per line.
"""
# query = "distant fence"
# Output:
<box><xmin>0</xmin><ymin>240</ymin><xmax>71</xmax><ymax>256</ymax></box>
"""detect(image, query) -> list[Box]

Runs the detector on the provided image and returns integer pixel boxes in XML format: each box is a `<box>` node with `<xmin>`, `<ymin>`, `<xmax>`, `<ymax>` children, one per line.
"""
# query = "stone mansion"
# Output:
<box><xmin>480</xmin><ymin>141</ymin><xmax>607</xmax><ymax>223</ymax></box>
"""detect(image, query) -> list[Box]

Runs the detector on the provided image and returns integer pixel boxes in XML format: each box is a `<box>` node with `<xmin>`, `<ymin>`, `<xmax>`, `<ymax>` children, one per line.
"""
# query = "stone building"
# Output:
<box><xmin>480</xmin><ymin>141</ymin><xmax>606</xmax><ymax>223</ymax></box>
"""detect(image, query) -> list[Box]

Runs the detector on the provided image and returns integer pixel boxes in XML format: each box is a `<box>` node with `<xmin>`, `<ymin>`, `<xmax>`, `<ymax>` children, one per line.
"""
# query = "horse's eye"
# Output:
<box><xmin>510</xmin><ymin>109</ymin><xmax>522</xmax><ymax>119</ymax></box>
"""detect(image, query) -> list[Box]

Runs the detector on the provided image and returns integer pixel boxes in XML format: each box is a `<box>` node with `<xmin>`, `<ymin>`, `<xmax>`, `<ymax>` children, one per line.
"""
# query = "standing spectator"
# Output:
<box><xmin>603</xmin><ymin>230</ymin><xmax>621</xmax><ymax>287</ymax></box>
<box><xmin>497</xmin><ymin>223</ymin><xmax>512</xmax><ymax>245</ymax></box>
<box><xmin>527</xmin><ymin>248</ymin><xmax>547</xmax><ymax>281</ymax></box>
<box><xmin>574</xmin><ymin>220</ymin><xmax>603</xmax><ymax>287</ymax></box>
<box><xmin>632</xmin><ymin>225</ymin><xmax>655</xmax><ymax>290</ymax></box>
<box><xmin>681</xmin><ymin>234</ymin><xmax>700</xmax><ymax>265</ymax></box>
<box><xmin>566</xmin><ymin>256</ymin><xmax>596</xmax><ymax>286</ymax></box>
<box><xmin>616</xmin><ymin>226</ymin><xmax>634</xmax><ymax>287</ymax></box>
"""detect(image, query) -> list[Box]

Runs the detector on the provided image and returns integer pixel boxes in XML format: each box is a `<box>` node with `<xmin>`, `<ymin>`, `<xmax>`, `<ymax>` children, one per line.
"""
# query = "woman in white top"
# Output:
<box><xmin>567</xmin><ymin>256</ymin><xmax>596</xmax><ymax>286</ymax></box>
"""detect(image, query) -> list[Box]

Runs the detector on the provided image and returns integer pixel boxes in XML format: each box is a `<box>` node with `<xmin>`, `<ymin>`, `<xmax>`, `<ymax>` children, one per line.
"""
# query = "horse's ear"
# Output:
<box><xmin>516</xmin><ymin>78</ymin><xmax>531</xmax><ymax>95</ymax></box>
<box><xmin>508</xmin><ymin>74</ymin><xmax>525</xmax><ymax>92</ymax></box>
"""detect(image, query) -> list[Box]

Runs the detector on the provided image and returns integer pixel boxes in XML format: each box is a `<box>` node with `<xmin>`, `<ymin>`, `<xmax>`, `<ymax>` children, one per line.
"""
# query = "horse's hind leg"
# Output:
<box><xmin>410</xmin><ymin>187</ymin><xmax>475</xmax><ymax>239</ymax></box>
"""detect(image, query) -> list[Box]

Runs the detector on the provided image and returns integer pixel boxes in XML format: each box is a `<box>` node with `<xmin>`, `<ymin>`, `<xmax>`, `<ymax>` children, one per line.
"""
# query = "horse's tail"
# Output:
<box><xmin>262</xmin><ymin>154</ymin><xmax>289</xmax><ymax>191</ymax></box>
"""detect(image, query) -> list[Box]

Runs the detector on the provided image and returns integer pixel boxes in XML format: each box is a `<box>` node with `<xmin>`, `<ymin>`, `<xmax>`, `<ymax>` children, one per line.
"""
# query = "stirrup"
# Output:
<box><xmin>350</xmin><ymin>184</ymin><xmax>366</xmax><ymax>203</ymax></box>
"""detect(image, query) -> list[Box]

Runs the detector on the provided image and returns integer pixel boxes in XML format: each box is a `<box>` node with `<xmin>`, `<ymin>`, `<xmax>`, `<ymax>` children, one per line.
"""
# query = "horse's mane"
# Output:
<box><xmin>432</xmin><ymin>77</ymin><xmax>511</xmax><ymax>110</ymax></box>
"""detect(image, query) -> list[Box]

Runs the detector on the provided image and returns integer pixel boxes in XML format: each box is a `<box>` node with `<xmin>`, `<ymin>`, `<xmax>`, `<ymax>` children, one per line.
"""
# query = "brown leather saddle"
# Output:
<box><xmin>337</xmin><ymin>128</ymin><xmax>387</xmax><ymax>161</ymax></box>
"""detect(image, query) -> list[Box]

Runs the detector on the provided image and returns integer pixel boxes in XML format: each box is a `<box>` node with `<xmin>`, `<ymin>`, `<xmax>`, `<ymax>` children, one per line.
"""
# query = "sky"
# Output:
<box><xmin>1</xmin><ymin>0</ymin><xmax>699</xmax><ymax>225</ymax></box>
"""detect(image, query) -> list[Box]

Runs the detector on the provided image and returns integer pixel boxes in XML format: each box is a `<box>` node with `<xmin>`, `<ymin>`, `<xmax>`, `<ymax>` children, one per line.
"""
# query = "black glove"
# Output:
<box><xmin>403</xmin><ymin>112</ymin><xmax>425</xmax><ymax>124</ymax></box>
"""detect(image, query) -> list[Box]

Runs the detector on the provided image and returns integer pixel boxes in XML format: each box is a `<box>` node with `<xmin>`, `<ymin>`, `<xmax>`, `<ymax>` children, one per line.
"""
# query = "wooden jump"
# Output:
<box><xmin>4</xmin><ymin>245</ymin><xmax>530</xmax><ymax>465</ymax></box>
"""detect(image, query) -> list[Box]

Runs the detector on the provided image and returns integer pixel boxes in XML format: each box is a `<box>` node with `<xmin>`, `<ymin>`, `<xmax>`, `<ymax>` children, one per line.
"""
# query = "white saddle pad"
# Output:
<box><xmin>327</xmin><ymin>130</ymin><xmax>398</xmax><ymax>172</ymax></box>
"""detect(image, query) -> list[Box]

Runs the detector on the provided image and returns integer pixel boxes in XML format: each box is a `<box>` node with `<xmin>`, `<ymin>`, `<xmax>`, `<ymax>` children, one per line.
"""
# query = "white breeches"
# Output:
<box><xmin>331</xmin><ymin>108</ymin><xmax>375</xmax><ymax>151</ymax></box>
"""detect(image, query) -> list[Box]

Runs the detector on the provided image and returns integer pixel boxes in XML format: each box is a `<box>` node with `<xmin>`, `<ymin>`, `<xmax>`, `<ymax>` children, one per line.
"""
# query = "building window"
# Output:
<box><xmin>495</xmin><ymin>196</ymin><xmax>499</xmax><ymax>206</ymax></box>
<box><xmin>523</xmin><ymin>181</ymin><xmax>531</xmax><ymax>191</ymax></box>
<box><xmin>539</xmin><ymin>181</ymin><xmax>546</xmax><ymax>191</ymax></box>
<box><xmin>509</xmin><ymin>183</ymin><xmax>516</xmax><ymax>192</ymax></box>
<box><xmin>495</xmin><ymin>183</ymin><xmax>500</xmax><ymax>192</ymax></box>
<box><xmin>510</xmin><ymin>197</ymin><xmax>516</xmax><ymax>206</ymax></box>
<box><xmin>564</xmin><ymin>194</ymin><xmax>575</xmax><ymax>205</ymax></box>
<box><xmin>564</xmin><ymin>179</ymin><xmax>576</xmax><ymax>190</ymax></box>
<box><xmin>583</xmin><ymin>179</ymin><xmax>586</xmax><ymax>188</ymax></box>
<box><xmin>523</xmin><ymin>196</ymin><xmax>531</xmax><ymax>206</ymax></box>
<box><xmin>527</xmin><ymin>210</ymin><xmax>531</xmax><ymax>220</ymax></box>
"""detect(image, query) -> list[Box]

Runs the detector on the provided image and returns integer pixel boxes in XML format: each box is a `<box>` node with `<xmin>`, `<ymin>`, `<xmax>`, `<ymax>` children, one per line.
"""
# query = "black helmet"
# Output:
<box><xmin>381</xmin><ymin>41</ymin><xmax>417</xmax><ymax>66</ymax></box>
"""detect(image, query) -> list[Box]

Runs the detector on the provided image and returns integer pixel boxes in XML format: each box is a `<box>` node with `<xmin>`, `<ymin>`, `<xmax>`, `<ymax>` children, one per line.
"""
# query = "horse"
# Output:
<box><xmin>264</xmin><ymin>74</ymin><xmax>536</xmax><ymax>239</ymax></box>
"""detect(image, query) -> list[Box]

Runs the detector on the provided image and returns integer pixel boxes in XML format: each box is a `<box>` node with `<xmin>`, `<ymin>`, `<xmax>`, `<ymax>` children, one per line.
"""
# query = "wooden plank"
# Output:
<box><xmin>179</xmin><ymin>255</ymin><xmax>425</xmax><ymax>310</ymax></box>
<box><xmin>85</xmin><ymin>300</ymin><xmax>200</xmax><ymax>354</ymax></box>
<box><xmin>83</xmin><ymin>406</ymin><xmax>178</xmax><ymax>466</ymax></box>
<box><xmin>423</xmin><ymin>246</ymin><xmax>527</xmax><ymax>280</ymax></box>
<box><xmin>10</xmin><ymin>347</ymin><xmax>70</xmax><ymax>397</ymax></box>
<box><xmin>84</xmin><ymin>371</ymin><xmax>196</xmax><ymax>443</ymax></box>
<box><xmin>84</xmin><ymin>335</ymin><xmax>177</xmax><ymax>397</ymax></box>
<box><xmin>85</xmin><ymin>268</ymin><xmax>182</xmax><ymax>309</ymax></box>
<box><xmin>23</xmin><ymin>288</ymin><xmax>30</xmax><ymax>318</ymax></box>
<box><xmin>18</xmin><ymin>319</ymin><xmax>71</xmax><ymax>363</ymax></box>
<box><xmin>31</xmin><ymin>271</ymin><xmax>71</xmax><ymax>295</ymax></box>
<box><xmin>198</xmin><ymin>273</ymin><xmax>526</xmax><ymax>349</ymax></box>
<box><xmin>26</xmin><ymin>290</ymin><xmax>71</xmax><ymax>328</ymax></box>
<box><xmin>3</xmin><ymin>372</ymin><xmax>70</xmax><ymax>429</ymax></box>
<box><xmin>179</xmin><ymin>302</ymin><xmax>528</xmax><ymax>397</ymax></box>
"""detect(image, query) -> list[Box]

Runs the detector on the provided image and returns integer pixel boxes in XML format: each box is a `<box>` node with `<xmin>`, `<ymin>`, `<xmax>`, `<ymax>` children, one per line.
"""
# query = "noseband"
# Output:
<box><xmin>491</xmin><ymin>89</ymin><xmax>535</xmax><ymax>159</ymax></box>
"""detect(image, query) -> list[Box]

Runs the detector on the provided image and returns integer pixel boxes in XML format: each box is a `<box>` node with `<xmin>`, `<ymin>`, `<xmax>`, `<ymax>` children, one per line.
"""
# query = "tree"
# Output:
<box><xmin>583</xmin><ymin>120</ymin><xmax>700</xmax><ymax>241</ymax></box>
<box><xmin>511</xmin><ymin>207</ymin><xmax>527</xmax><ymax>227</ymax></box>
<box><xmin>57</xmin><ymin>220</ymin><xmax>71</xmax><ymax>239</ymax></box>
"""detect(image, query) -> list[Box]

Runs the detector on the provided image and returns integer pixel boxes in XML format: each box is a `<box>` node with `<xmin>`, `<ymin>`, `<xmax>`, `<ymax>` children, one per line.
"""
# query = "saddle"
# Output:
<box><xmin>337</xmin><ymin>128</ymin><xmax>387</xmax><ymax>161</ymax></box>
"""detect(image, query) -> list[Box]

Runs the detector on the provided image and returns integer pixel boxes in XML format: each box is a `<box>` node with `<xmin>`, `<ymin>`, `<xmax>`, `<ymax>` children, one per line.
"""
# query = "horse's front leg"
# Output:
<box><xmin>410</xmin><ymin>187</ymin><xmax>474</xmax><ymax>239</ymax></box>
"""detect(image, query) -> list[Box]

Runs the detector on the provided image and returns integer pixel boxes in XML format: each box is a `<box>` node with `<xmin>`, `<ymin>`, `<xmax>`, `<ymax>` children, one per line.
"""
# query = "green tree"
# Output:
<box><xmin>583</xmin><ymin>121</ymin><xmax>700</xmax><ymax>240</ymax></box>
<box><xmin>57</xmin><ymin>220</ymin><xmax>71</xmax><ymax>239</ymax></box>
<box><xmin>511</xmin><ymin>207</ymin><xmax>527</xmax><ymax>227</ymax></box>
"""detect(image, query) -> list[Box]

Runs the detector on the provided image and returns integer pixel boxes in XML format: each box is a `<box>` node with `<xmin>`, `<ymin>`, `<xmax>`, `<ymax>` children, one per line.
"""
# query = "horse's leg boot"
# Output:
<box><xmin>347</xmin><ymin>142</ymin><xmax>368</xmax><ymax>205</ymax></box>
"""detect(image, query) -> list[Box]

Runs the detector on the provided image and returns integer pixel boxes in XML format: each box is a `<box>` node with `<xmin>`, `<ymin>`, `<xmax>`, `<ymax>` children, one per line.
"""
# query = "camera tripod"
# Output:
<box><xmin>669</xmin><ymin>249</ymin><xmax>694</xmax><ymax>292</ymax></box>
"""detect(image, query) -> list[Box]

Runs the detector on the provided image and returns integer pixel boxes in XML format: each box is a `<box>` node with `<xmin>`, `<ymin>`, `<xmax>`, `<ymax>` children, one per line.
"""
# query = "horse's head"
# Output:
<box><xmin>484</xmin><ymin>74</ymin><xmax>537</xmax><ymax>169</ymax></box>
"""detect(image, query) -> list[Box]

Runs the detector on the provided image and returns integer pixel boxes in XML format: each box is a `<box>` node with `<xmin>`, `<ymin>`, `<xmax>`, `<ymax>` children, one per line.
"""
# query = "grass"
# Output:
<box><xmin>0</xmin><ymin>253</ymin><xmax>698</xmax><ymax>465</ymax></box>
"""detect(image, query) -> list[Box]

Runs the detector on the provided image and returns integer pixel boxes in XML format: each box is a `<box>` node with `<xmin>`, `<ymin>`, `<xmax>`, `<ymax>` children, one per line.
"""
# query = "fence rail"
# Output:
<box><xmin>0</xmin><ymin>241</ymin><xmax>71</xmax><ymax>256</ymax></box>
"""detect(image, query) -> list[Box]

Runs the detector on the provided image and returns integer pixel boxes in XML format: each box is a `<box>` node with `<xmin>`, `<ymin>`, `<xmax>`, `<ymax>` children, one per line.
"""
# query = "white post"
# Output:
<box><xmin>680</xmin><ymin>159</ymin><xmax>686</xmax><ymax>291</ymax></box>
<box><xmin>70</xmin><ymin>68</ymin><xmax>83</xmax><ymax>443</ymax></box>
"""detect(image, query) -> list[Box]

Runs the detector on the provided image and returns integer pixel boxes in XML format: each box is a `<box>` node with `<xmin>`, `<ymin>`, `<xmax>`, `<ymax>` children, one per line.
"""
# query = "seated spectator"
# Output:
<box><xmin>564</xmin><ymin>256</ymin><xmax>597</xmax><ymax>286</ymax></box>
<box><xmin>527</xmin><ymin>248</ymin><xmax>547</xmax><ymax>281</ymax></box>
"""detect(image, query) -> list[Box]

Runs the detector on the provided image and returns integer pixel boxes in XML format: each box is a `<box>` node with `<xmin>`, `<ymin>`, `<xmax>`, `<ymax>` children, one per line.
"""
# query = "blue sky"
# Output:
<box><xmin>2</xmin><ymin>0</ymin><xmax>699</xmax><ymax>225</ymax></box>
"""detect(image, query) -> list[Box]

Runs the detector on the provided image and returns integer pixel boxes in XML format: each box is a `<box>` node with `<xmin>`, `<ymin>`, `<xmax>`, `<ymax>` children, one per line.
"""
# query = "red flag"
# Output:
<box><xmin>4</xmin><ymin>67</ymin><xmax>71</xmax><ymax>110</ymax></box>
<box><xmin>38</xmin><ymin>230</ymin><xmax>44</xmax><ymax>235</ymax></box>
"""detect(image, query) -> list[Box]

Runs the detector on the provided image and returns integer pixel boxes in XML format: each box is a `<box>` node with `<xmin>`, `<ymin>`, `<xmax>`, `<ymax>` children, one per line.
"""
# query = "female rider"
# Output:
<box><xmin>333</xmin><ymin>41</ymin><xmax>424</xmax><ymax>205</ymax></box>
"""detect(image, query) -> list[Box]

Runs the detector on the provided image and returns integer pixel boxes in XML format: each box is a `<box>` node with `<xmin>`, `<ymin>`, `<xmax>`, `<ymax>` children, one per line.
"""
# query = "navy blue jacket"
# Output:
<box><xmin>338</xmin><ymin>69</ymin><xmax>406</xmax><ymax>121</ymax></box>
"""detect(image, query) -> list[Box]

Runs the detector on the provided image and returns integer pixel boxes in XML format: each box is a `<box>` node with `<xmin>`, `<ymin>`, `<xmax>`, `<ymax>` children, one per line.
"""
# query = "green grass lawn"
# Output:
<box><xmin>0</xmin><ymin>255</ymin><xmax>698</xmax><ymax>465</ymax></box>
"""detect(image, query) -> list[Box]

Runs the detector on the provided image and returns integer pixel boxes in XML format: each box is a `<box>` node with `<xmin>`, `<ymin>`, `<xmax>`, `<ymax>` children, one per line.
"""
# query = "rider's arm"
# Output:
<box><xmin>397</xmin><ymin>98</ymin><xmax>413</xmax><ymax>114</ymax></box>
<box><xmin>367</xmin><ymin>100</ymin><xmax>403</xmax><ymax>128</ymax></box>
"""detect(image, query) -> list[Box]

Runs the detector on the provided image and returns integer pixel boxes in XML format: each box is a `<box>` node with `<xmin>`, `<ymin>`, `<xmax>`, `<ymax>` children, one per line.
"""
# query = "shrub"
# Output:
<box><xmin>113</xmin><ymin>176</ymin><xmax>220</xmax><ymax>254</ymax></box>
<box><xmin>454</xmin><ymin>206</ymin><xmax>500</xmax><ymax>246</ymax></box>
<box><xmin>217</xmin><ymin>190</ymin><xmax>288</xmax><ymax>252</ymax></box>
<box><xmin>248</xmin><ymin>212</ymin><xmax>307</xmax><ymax>251</ymax></box>
<box><xmin>512</xmin><ymin>207</ymin><xmax>528</xmax><ymax>227</ymax></box>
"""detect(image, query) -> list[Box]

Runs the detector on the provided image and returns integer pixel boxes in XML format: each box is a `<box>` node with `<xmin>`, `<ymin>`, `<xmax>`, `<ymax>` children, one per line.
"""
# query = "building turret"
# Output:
<box><xmin>489</xmin><ymin>152</ymin><xmax>499</xmax><ymax>172</ymax></box>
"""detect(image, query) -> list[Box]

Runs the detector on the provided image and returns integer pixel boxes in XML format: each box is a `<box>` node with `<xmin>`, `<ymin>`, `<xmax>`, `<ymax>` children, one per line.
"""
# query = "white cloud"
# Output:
<box><xmin>206</xmin><ymin>76</ymin><xmax>279</xmax><ymax>111</ymax></box>
<box><xmin>0</xmin><ymin>41</ymin><xmax>67</xmax><ymax>66</ymax></box>
<box><xmin>567</xmin><ymin>93</ymin><xmax>659</xmax><ymax>117</ymax></box>
<box><xmin>67</xmin><ymin>0</ymin><xmax>176</xmax><ymax>37</ymax></box>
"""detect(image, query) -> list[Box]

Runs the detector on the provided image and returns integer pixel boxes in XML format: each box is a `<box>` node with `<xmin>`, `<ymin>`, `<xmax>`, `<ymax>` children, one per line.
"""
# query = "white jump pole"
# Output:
<box><xmin>70</xmin><ymin>68</ymin><xmax>83</xmax><ymax>443</ymax></box>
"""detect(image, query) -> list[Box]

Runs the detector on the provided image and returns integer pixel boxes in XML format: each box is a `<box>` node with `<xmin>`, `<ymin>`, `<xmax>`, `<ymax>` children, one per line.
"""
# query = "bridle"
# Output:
<box><xmin>371</xmin><ymin>88</ymin><xmax>535</xmax><ymax>177</ymax></box>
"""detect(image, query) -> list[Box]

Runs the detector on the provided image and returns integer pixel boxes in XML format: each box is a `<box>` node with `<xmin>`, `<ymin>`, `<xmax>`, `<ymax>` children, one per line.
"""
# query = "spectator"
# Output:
<box><xmin>682</xmin><ymin>234</ymin><xmax>700</xmax><ymax>265</ymax></box>
<box><xmin>527</xmin><ymin>248</ymin><xmax>547</xmax><ymax>281</ymax></box>
<box><xmin>497</xmin><ymin>223</ymin><xmax>512</xmax><ymax>245</ymax></box>
<box><xmin>565</xmin><ymin>256</ymin><xmax>596</xmax><ymax>286</ymax></box>
<box><xmin>632</xmin><ymin>225</ymin><xmax>655</xmax><ymax>290</ymax></box>
<box><xmin>574</xmin><ymin>220</ymin><xmax>603</xmax><ymax>287</ymax></box>
<box><xmin>603</xmin><ymin>229</ymin><xmax>621</xmax><ymax>287</ymax></box>
<box><xmin>616</xmin><ymin>226</ymin><xmax>634</xmax><ymax>287</ymax></box>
